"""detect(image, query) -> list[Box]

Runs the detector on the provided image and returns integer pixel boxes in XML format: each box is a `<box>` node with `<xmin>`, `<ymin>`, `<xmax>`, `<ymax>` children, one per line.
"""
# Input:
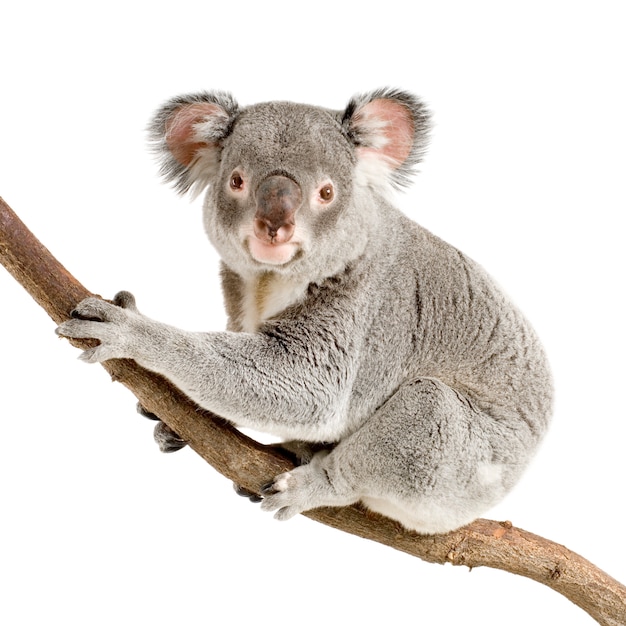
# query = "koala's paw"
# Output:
<box><xmin>261</xmin><ymin>462</ymin><xmax>331</xmax><ymax>521</ymax></box>
<box><xmin>153</xmin><ymin>421</ymin><xmax>188</xmax><ymax>453</ymax></box>
<box><xmin>260</xmin><ymin>472</ymin><xmax>302</xmax><ymax>520</ymax></box>
<box><xmin>55</xmin><ymin>291</ymin><xmax>143</xmax><ymax>363</ymax></box>
<box><xmin>136</xmin><ymin>404</ymin><xmax>187</xmax><ymax>452</ymax></box>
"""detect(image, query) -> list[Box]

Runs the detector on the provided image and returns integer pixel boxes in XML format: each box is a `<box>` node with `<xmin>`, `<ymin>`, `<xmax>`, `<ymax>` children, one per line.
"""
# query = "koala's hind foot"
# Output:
<box><xmin>137</xmin><ymin>403</ymin><xmax>187</xmax><ymax>453</ymax></box>
<box><xmin>233</xmin><ymin>440</ymin><xmax>333</xmax><ymax>504</ymax></box>
<box><xmin>261</xmin><ymin>451</ymin><xmax>358</xmax><ymax>521</ymax></box>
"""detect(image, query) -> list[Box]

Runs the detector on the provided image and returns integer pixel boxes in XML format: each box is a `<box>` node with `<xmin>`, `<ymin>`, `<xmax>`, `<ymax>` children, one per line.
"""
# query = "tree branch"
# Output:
<box><xmin>1</xmin><ymin>195</ymin><xmax>625</xmax><ymax>625</ymax></box>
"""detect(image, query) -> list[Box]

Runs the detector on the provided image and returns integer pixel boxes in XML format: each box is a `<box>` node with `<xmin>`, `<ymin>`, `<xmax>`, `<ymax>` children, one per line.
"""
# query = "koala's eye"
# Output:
<box><xmin>230</xmin><ymin>172</ymin><xmax>244</xmax><ymax>191</ymax></box>
<box><xmin>318</xmin><ymin>183</ymin><xmax>334</xmax><ymax>203</ymax></box>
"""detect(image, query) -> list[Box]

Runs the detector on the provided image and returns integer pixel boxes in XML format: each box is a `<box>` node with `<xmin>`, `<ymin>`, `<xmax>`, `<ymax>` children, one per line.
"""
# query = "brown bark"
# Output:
<box><xmin>1</xmin><ymin>195</ymin><xmax>625</xmax><ymax>625</ymax></box>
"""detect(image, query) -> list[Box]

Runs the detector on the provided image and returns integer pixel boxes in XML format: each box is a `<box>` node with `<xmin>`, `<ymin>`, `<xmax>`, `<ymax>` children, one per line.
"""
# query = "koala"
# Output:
<box><xmin>56</xmin><ymin>88</ymin><xmax>553</xmax><ymax>534</ymax></box>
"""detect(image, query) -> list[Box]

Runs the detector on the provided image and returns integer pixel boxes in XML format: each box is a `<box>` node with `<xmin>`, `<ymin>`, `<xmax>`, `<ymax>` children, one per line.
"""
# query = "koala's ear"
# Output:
<box><xmin>342</xmin><ymin>88</ymin><xmax>431</xmax><ymax>192</ymax></box>
<box><xmin>149</xmin><ymin>91</ymin><xmax>240</xmax><ymax>197</ymax></box>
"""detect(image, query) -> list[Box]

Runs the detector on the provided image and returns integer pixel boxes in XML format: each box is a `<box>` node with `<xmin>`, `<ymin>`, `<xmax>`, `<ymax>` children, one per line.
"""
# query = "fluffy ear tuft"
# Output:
<box><xmin>342</xmin><ymin>88</ymin><xmax>431</xmax><ymax>193</ymax></box>
<box><xmin>148</xmin><ymin>91</ymin><xmax>239</xmax><ymax>198</ymax></box>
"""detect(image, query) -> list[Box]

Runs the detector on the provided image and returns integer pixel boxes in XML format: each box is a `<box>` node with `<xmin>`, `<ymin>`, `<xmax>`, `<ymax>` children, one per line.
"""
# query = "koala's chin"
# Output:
<box><xmin>247</xmin><ymin>236</ymin><xmax>300</xmax><ymax>266</ymax></box>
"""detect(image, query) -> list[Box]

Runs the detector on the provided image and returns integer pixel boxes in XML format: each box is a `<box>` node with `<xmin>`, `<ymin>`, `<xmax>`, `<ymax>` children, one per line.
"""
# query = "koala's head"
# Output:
<box><xmin>150</xmin><ymin>89</ymin><xmax>430</xmax><ymax>279</ymax></box>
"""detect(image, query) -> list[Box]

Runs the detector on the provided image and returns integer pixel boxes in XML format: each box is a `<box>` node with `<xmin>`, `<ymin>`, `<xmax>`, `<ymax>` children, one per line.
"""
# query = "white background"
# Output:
<box><xmin>1</xmin><ymin>1</ymin><xmax>624</xmax><ymax>624</ymax></box>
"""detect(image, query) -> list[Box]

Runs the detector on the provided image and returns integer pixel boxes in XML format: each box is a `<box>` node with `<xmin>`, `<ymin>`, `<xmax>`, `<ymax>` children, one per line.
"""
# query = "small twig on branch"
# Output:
<box><xmin>1</xmin><ymin>195</ymin><xmax>625</xmax><ymax>626</ymax></box>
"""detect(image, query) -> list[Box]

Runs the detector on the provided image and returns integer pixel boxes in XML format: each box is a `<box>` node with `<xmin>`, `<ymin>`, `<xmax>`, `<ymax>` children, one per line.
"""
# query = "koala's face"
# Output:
<box><xmin>151</xmin><ymin>89</ymin><xmax>429</xmax><ymax>280</ymax></box>
<box><xmin>204</xmin><ymin>102</ymin><xmax>357</xmax><ymax>276</ymax></box>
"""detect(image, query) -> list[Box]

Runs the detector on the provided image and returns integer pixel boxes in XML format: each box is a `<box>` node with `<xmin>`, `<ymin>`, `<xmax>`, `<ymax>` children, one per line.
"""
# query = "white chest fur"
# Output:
<box><xmin>240</xmin><ymin>272</ymin><xmax>309</xmax><ymax>333</ymax></box>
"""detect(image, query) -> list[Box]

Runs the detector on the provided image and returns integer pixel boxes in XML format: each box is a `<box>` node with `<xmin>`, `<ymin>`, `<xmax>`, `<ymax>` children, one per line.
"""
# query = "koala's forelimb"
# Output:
<box><xmin>2</xmin><ymin>194</ymin><xmax>626</xmax><ymax>624</ymax></box>
<box><xmin>57</xmin><ymin>292</ymin><xmax>353</xmax><ymax>443</ymax></box>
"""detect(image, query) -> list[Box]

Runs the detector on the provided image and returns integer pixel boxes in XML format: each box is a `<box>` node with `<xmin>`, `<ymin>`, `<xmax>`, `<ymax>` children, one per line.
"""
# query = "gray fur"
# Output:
<box><xmin>57</xmin><ymin>89</ymin><xmax>553</xmax><ymax>534</ymax></box>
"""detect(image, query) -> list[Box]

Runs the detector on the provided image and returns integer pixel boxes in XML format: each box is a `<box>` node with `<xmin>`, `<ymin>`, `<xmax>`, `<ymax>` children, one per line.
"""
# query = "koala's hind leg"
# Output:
<box><xmin>262</xmin><ymin>377</ymin><xmax>514</xmax><ymax>534</ymax></box>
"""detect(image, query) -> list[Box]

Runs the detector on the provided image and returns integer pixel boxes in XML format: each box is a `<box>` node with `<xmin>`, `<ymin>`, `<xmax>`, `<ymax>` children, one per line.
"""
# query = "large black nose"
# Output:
<box><xmin>253</xmin><ymin>175</ymin><xmax>302</xmax><ymax>244</ymax></box>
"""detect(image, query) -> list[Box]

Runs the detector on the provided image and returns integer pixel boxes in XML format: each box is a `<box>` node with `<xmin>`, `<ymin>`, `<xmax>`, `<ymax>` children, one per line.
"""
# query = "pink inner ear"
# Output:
<box><xmin>359</xmin><ymin>99</ymin><xmax>415</xmax><ymax>167</ymax></box>
<box><xmin>165</xmin><ymin>103</ymin><xmax>222</xmax><ymax>166</ymax></box>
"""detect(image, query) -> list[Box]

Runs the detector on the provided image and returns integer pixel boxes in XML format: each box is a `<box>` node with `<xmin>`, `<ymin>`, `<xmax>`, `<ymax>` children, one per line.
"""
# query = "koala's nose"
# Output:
<box><xmin>254</xmin><ymin>175</ymin><xmax>302</xmax><ymax>244</ymax></box>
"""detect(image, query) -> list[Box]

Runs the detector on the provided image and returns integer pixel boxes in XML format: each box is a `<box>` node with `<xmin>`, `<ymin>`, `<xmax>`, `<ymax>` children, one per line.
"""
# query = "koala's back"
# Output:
<box><xmin>329</xmin><ymin>207</ymin><xmax>553</xmax><ymax>448</ymax></box>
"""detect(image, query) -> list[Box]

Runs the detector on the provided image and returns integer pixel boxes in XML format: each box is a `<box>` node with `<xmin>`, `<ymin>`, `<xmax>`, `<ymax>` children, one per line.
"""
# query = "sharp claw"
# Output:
<box><xmin>70</xmin><ymin>309</ymin><xmax>103</xmax><ymax>322</ymax></box>
<box><xmin>160</xmin><ymin>439</ymin><xmax>188</xmax><ymax>453</ymax></box>
<box><xmin>261</xmin><ymin>481</ymin><xmax>277</xmax><ymax>495</ymax></box>
<box><xmin>137</xmin><ymin>403</ymin><xmax>160</xmax><ymax>421</ymax></box>
<box><xmin>233</xmin><ymin>484</ymin><xmax>263</xmax><ymax>503</ymax></box>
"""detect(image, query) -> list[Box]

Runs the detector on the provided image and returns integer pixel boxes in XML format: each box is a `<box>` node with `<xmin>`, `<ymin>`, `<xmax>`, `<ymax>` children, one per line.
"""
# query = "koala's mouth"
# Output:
<box><xmin>246</xmin><ymin>236</ymin><xmax>301</xmax><ymax>266</ymax></box>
